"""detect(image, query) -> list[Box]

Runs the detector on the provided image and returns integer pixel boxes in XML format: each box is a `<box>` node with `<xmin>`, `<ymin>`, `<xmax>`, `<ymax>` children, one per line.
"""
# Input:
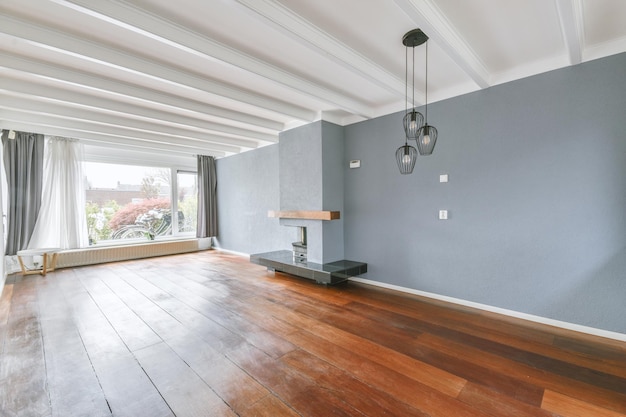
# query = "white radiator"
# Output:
<box><xmin>56</xmin><ymin>239</ymin><xmax>203</xmax><ymax>268</ymax></box>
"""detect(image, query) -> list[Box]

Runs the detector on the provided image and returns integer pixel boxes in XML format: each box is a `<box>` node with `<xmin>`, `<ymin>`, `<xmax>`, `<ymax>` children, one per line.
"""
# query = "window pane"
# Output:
<box><xmin>85</xmin><ymin>163</ymin><xmax>172</xmax><ymax>243</ymax></box>
<box><xmin>177</xmin><ymin>171</ymin><xmax>197</xmax><ymax>234</ymax></box>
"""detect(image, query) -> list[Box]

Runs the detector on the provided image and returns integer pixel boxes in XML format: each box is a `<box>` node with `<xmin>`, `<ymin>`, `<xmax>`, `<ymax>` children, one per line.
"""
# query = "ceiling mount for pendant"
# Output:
<box><xmin>402</xmin><ymin>29</ymin><xmax>428</xmax><ymax>48</ymax></box>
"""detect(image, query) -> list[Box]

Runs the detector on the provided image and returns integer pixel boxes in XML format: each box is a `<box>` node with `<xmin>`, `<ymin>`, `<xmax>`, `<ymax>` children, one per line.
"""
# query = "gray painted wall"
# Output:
<box><xmin>215</xmin><ymin>144</ymin><xmax>296</xmax><ymax>254</ymax></box>
<box><xmin>344</xmin><ymin>53</ymin><xmax>626</xmax><ymax>334</ymax></box>
<box><xmin>279</xmin><ymin>122</ymin><xmax>323</xmax><ymax>211</ymax></box>
<box><xmin>278</xmin><ymin>122</ymin><xmax>324</xmax><ymax>262</ymax></box>
<box><xmin>278</xmin><ymin>121</ymin><xmax>345</xmax><ymax>263</ymax></box>
<box><xmin>321</xmin><ymin>122</ymin><xmax>345</xmax><ymax>262</ymax></box>
<box><xmin>215</xmin><ymin>53</ymin><xmax>626</xmax><ymax>334</ymax></box>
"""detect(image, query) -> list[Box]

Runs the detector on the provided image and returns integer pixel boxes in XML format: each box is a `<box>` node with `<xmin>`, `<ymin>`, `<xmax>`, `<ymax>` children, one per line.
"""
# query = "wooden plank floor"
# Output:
<box><xmin>0</xmin><ymin>250</ymin><xmax>624</xmax><ymax>417</ymax></box>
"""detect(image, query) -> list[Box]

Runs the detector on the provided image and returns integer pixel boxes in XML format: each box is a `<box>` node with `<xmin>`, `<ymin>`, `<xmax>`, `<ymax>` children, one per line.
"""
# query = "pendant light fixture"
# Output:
<box><xmin>396</xmin><ymin>29</ymin><xmax>427</xmax><ymax>174</ymax></box>
<box><xmin>402</xmin><ymin>30</ymin><xmax>425</xmax><ymax>140</ymax></box>
<box><xmin>416</xmin><ymin>38</ymin><xmax>438</xmax><ymax>155</ymax></box>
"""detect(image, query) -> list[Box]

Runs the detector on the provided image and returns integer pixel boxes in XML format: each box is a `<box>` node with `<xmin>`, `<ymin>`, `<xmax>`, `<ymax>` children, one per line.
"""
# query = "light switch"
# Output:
<box><xmin>439</xmin><ymin>210</ymin><xmax>448</xmax><ymax>220</ymax></box>
<box><xmin>440</xmin><ymin>174</ymin><xmax>448</xmax><ymax>183</ymax></box>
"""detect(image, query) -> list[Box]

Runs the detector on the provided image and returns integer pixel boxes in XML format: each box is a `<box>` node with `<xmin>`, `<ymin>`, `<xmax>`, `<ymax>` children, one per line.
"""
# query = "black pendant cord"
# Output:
<box><xmin>412</xmin><ymin>42</ymin><xmax>416</xmax><ymax>118</ymax></box>
<box><xmin>404</xmin><ymin>47</ymin><xmax>409</xmax><ymax>146</ymax></box>
<box><xmin>424</xmin><ymin>42</ymin><xmax>428</xmax><ymax>123</ymax></box>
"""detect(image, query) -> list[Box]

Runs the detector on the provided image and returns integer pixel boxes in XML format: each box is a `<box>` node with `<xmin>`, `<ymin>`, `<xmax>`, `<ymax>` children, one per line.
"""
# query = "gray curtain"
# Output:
<box><xmin>196</xmin><ymin>155</ymin><xmax>217</xmax><ymax>238</ymax></box>
<box><xmin>2</xmin><ymin>130</ymin><xmax>45</xmax><ymax>255</ymax></box>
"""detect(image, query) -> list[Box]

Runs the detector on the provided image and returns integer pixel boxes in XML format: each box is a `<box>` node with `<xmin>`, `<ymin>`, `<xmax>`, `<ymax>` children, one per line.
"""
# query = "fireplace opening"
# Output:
<box><xmin>292</xmin><ymin>226</ymin><xmax>307</xmax><ymax>263</ymax></box>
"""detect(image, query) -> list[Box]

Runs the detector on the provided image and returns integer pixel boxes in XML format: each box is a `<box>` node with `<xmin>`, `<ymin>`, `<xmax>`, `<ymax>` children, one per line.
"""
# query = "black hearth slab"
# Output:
<box><xmin>250</xmin><ymin>250</ymin><xmax>367</xmax><ymax>285</ymax></box>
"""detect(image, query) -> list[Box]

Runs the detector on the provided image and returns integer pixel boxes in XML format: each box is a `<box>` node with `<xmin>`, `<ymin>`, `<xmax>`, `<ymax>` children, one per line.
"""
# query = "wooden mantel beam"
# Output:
<box><xmin>268</xmin><ymin>210</ymin><xmax>340</xmax><ymax>221</ymax></box>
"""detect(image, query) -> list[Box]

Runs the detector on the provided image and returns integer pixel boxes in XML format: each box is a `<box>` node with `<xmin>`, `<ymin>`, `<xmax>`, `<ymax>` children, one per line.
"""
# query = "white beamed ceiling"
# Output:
<box><xmin>1</xmin><ymin>0</ymin><xmax>625</xmax><ymax>158</ymax></box>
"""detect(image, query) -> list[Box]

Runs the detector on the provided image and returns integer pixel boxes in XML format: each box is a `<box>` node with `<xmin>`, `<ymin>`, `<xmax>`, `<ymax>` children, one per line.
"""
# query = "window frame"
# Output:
<box><xmin>83</xmin><ymin>147</ymin><xmax>197</xmax><ymax>246</ymax></box>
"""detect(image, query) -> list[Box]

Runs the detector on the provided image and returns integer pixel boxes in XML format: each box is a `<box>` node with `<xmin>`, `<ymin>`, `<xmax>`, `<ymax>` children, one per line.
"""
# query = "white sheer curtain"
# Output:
<box><xmin>0</xmin><ymin>141</ymin><xmax>5</xmax><ymax>291</ymax></box>
<box><xmin>28</xmin><ymin>137</ymin><xmax>88</xmax><ymax>249</ymax></box>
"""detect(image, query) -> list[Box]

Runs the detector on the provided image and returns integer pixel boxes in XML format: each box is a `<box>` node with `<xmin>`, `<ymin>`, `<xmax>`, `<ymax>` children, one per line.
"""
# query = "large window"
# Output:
<box><xmin>85</xmin><ymin>162</ymin><xmax>196</xmax><ymax>245</ymax></box>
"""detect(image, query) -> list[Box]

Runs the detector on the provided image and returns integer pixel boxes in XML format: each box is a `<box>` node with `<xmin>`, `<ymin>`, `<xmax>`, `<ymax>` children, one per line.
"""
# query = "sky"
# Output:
<box><xmin>84</xmin><ymin>162</ymin><xmax>168</xmax><ymax>189</ymax></box>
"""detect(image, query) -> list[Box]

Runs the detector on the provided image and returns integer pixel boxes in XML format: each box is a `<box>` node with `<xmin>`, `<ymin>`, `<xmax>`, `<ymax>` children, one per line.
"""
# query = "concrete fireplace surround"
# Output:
<box><xmin>251</xmin><ymin>121</ymin><xmax>367</xmax><ymax>284</ymax></box>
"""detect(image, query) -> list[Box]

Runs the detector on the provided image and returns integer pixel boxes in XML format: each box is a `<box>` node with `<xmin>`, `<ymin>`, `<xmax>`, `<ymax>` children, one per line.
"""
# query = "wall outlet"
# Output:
<box><xmin>440</xmin><ymin>174</ymin><xmax>448</xmax><ymax>183</ymax></box>
<box><xmin>439</xmin><ymin>210</ymin><xmax>448</xmax><ymax>220</ymax></box>
<box><xmin>349</xmin><ymin>160</ymin><xmax>361</xmax><ymax>168</ymax></box>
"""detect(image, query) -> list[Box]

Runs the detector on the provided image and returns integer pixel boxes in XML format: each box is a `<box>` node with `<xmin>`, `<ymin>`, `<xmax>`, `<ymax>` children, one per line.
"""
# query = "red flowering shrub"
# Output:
<box><xmin>108</xmin><ymin>198</ymin><xmax>171</xmax><ymax>231</ymax></box>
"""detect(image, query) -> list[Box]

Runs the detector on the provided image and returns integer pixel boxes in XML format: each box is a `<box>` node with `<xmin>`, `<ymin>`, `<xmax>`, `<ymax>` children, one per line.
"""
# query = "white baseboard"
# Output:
<box><xmin>212</xmin><ymin>247</ymin><xmax>251</xmax><ymax>258</ymax></box>
<box><xmin>349</xmin><ymin>277</ymin><xmax>626</xmax><ymax>342</ymax></box>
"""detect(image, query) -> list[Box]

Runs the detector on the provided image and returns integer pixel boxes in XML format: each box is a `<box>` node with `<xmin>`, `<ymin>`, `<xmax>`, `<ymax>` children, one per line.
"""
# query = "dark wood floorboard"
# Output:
<box><xmin>0</xmin><ymin>277</ymin><xmax>50</xmax><ymax>417</ymax></box>
<box><xmin>62</xmin><ymin>270</ymin><xmax>174</xmax><ymax>417</ymax></box>
<box><xmin>0</xmin><ymin>250</ymin><xmax>625</xmax><ymax>417</ymax></box>
<box><xmin>37</xmin><ymin>274</ymin><xmax>111</xmax><ymax>417</ymax></box>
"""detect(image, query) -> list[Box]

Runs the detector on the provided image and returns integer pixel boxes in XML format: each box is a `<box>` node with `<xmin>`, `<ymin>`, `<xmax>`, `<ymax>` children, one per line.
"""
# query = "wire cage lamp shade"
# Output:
<box><xmin>403</xmin><ymin>110</ymin><xmax>424</xmax><ymax>141</ymax></box>
<box><xmin>417</xmin><ymin>124</ymin><xmax>438</xmax><ymax>155</ymax></box>
<box><xmin>396</xmin><ymin>143</ymin><xmax>418</xmax><ymax>174</ymax></box>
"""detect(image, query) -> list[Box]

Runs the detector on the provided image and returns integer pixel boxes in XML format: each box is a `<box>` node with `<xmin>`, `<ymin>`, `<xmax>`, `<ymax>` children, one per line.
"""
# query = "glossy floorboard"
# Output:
<box><xmin>0</xmin><ymin>250</ymin><xmax>624</xmax><ymax>417</ymax></box>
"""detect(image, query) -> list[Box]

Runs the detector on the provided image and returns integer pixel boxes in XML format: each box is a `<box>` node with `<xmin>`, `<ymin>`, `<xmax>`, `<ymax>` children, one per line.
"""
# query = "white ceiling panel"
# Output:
<box><xmin>1</xmin><ymin>0</ymin><xmax>624</xmax><ymax>158</ymax></box>
<box><xmin>434</xmin><ymin>0</ymin><xmax>566</xmax><ymax>74</ymax></box>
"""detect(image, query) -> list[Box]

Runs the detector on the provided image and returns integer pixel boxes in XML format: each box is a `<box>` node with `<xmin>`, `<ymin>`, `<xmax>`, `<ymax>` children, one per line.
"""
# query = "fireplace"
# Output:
<box><xmin>251</xmin><ymin>123</ymin><xmax>367</xmax><ymax>284</ymax></box>
<box><xmin>292</xmin><ymin>226</ymin><xmax>307</xmax><ymax>263</ymax></box>
<box><xmin>252</xmin><ymin>210</ymin><xmax>367</xmax><ymax>285</ymax></box>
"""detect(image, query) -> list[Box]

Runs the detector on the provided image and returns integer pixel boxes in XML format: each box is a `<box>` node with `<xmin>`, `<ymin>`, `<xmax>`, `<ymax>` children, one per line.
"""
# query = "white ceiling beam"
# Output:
<box><xmin>232</xmin><ymin>0</ymin><xmax>406</xmax><ymax>97</ymax></box>
<box><xmin>555</xmin><ymin>0</ymin><xmax>584</xmax><ymax>65</ymax></box>
<box><xmin>0</xmin><ymin>119</ymin><xmax>226</xmax><ymax>158</ymax></box>
<box><xmin>0</xmin><ymin>14</ymin><xmax>316</xmax><ymax>121</ymax></box>
<box><xmin>82</xmin><ymin>144</ymin><xmax>197</xmax><ymax>169</ymax></box>
<box><xmin>0</xmin><ymin>93</ymin><xmax>261</xmax><ymax>150</ymax></box>
<box><xmin>49</xmin><ymin>0</ymin><xmax>375</xmax><ymax>118</ymax></box>
<box><xmin>0</xmin><ymin>51</ymin><xmax>282</xmax><ymax>131</ymax></box>
<box><xmin>0</xmin><ymin>74</ymin><xmax>276</xmax><ymax>144</ymax></box>
<box><xmin>77</xmin><ymin>137</ymin><xmax>222</xmax><ymax>159</ymax></box>
<box><xmin>0</xmin><ymin>110</ymin><xmax>240</xmax><ymax>155</ymax></box>
<box><xmin>394</xmin><ymin>0</ymin><xmax>491</xmax><ymax>89</ymax></box>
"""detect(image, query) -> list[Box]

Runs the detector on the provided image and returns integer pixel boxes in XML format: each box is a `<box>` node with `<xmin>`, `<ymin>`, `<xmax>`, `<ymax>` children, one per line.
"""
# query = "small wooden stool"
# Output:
<box><xmin>16</xmin><ymin>248</ymin><xmax>61</xmax><ymax>276</ymax></box>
